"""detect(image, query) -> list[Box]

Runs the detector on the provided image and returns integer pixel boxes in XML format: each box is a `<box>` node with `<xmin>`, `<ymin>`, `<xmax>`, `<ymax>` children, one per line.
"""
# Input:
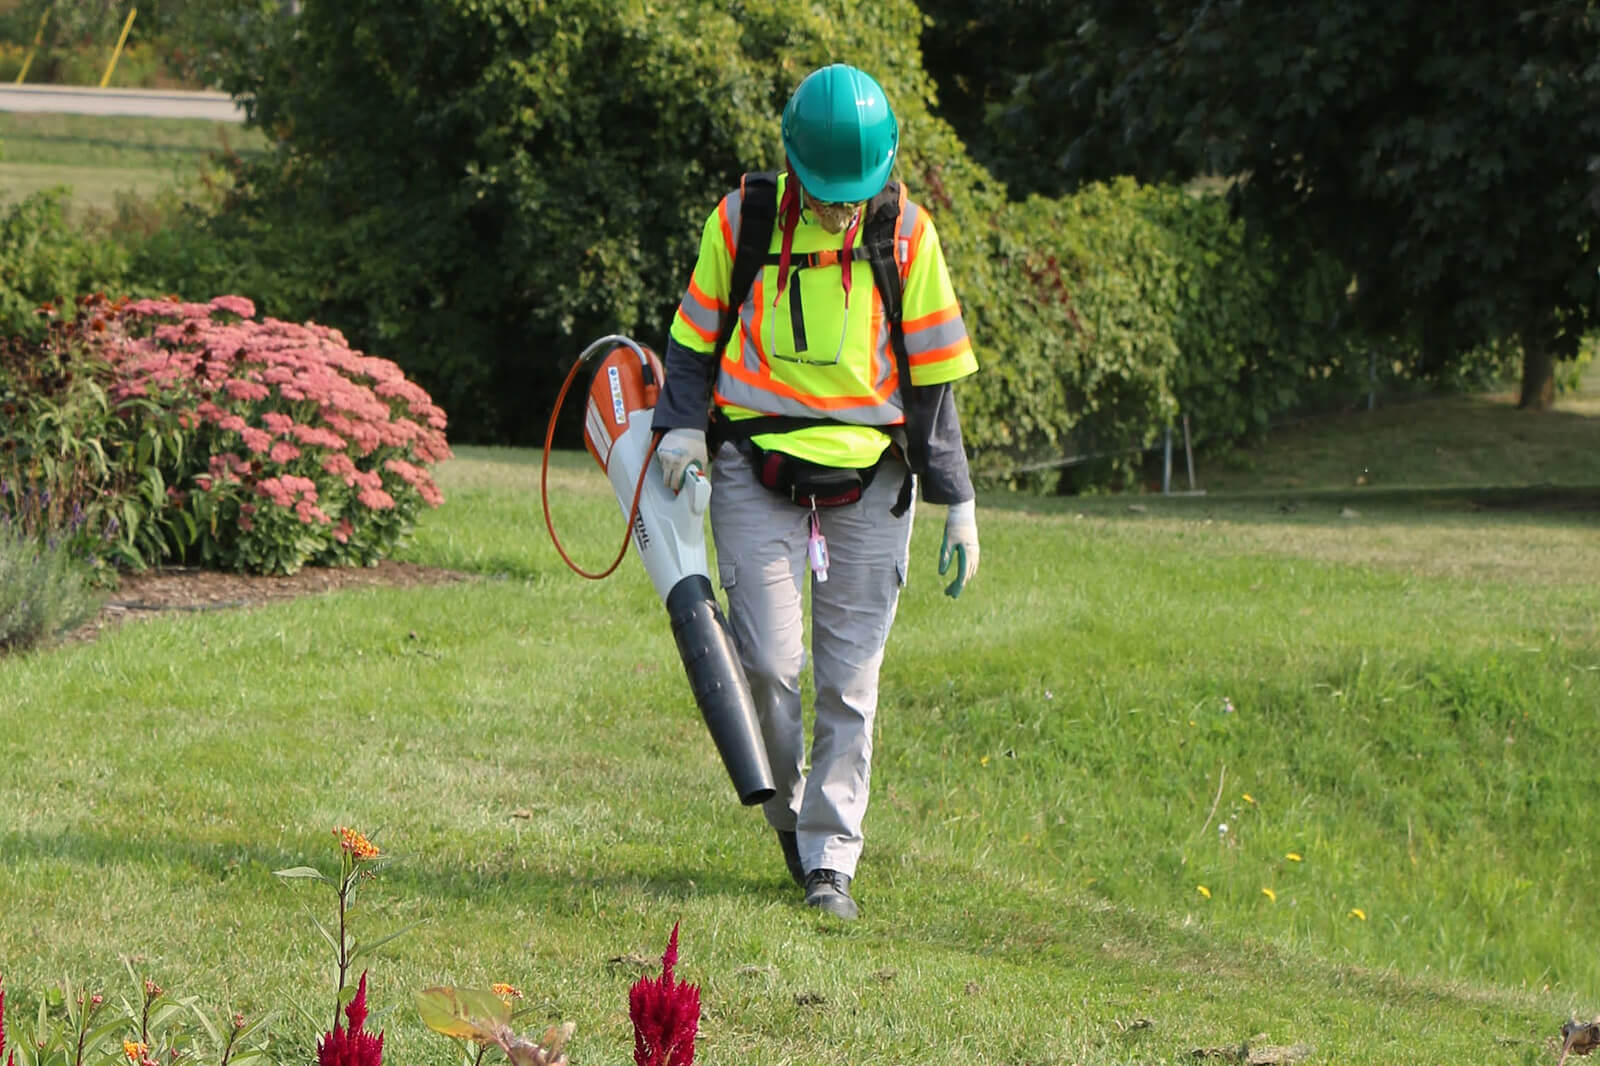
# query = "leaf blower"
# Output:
<box><xmin>541</xmin><ymin>335</ymin><xmax>775</xmax><ymax>806</ymax></box>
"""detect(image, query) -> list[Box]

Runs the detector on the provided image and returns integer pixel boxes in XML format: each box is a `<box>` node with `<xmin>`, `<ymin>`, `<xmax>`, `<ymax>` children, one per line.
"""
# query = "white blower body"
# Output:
<box><xmin>578</xmin><ymin>336</ymin><xmax>775</xmax><ymax>806</ymax></box>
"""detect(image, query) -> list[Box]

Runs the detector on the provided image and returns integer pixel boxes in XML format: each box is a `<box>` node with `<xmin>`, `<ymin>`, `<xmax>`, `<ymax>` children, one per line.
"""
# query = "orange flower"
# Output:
<box><xmin>491</xmin><ymin>983</ymin><xmax>523</xmax><ymax>1004</ymax></box>
<box><xmin>123</xmin><ymin>1041</ymin><xmax>148</xmax><ymax>1064</ymax></box>
<box><xmin>334</xmin><ymin>827</ymin><xmax>380</xmax><ymax>861</ymax></box>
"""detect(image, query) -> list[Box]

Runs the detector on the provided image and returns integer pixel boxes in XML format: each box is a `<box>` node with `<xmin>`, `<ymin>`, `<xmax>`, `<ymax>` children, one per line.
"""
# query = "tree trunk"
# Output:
<box><xmin>1518</xmin><ymin>331</ymin><xmax>1555</xmax><ymax>410</ymax></box>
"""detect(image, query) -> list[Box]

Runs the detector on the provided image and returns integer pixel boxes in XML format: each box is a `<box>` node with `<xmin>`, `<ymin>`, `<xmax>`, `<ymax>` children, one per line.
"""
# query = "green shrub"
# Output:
<box><xmin>0</xmin><ymin>312</ymin><xmax>136</xmax><ymax>574</ymax></box>
<box><xmin>0</xmin><ymin>518</ymin><xmax>101</xmax><ymax>653</ymax></box>
<box><xmin>960</xmin><ymin>181</ymin><xmax>1180</xmax><ymax>491</ymax></box>
<box><xmin>958</xmin><ymin>179</ymin><xmax>1378</xmax><ymax>490</ymax></box>
<box><xmin>0</xmin><ymin>190</ymin><xmax>130</xmax><ymax>340</ymax></box>
<box><xmin>1139</xmin><ymin>185</ymin><xmax>1367</xmax><ymax>445</ymax></box>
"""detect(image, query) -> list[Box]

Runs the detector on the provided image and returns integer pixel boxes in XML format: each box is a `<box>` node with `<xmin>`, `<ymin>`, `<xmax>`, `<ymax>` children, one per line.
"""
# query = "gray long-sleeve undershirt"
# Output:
<box><xmin>651</xmin><ymin>334</ymin><xmax>976</xmax><ymax>506</ymax></box>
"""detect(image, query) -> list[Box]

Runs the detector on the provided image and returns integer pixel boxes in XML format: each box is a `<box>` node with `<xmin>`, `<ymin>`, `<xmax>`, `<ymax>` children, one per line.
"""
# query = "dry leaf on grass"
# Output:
<box><xmin>1192</xmin><ymin>1037</ymin><xmax>1313</xmax><ymax>1064</ymax></box>
<box><xmin>1559</xmin><ymin>1019</ymin><xmax>1600</xmax><ymax>1065</ymax></box>
<box><xmin>605</xmin><ymin>953</ymin><xmax>654</xmax><ymax>971</ymax></box>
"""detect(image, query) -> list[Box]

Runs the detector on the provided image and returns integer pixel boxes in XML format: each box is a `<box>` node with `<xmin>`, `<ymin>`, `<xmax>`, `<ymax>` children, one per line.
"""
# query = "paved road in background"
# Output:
<box><xmin>0</xmin><ymin>84</ymin><xmax>244</xmax><ymax>122</ymax></box>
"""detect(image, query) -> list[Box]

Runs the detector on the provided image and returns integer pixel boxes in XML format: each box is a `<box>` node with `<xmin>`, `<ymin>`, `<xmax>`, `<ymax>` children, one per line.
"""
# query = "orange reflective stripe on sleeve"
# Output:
<box><xmin>902</xmin><ymin>303</ymin><xmax>960</xmax><ymax>335</ymax></box>
<box><xmin>908</xmin><ymin>337</ymin><xmax>974</xmax><ymax>368</ymax></box>
<box><xmin>686</xmin><ymin>273</ymin><xmax>725</xmax><ymax>316</ymax></box>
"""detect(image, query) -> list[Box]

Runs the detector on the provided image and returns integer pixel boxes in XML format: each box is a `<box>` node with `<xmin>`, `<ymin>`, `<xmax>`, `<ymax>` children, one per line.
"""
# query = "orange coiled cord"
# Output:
<box><xmin>539</xmin><ymin>351</ymin><xmax>660</xmax><ymax>580</ymax></box>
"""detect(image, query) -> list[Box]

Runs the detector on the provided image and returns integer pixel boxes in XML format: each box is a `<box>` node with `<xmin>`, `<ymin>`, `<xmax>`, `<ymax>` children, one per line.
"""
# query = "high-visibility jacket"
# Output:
<box><xmin>667</xmin><ymin>172</ymin><xmax>978</xmax><ymax>469</ymax></box>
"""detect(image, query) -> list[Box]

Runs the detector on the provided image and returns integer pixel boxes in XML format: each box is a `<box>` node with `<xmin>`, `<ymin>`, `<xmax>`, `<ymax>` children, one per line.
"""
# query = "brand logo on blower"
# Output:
<box><xmin>607</xmin><ymin>366</ymin><xmax>627</xmax><ymax>425</ymax></box>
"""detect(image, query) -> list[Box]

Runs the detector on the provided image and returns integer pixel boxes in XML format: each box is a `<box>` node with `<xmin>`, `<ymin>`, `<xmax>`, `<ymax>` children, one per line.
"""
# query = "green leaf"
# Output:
<box><xmin>307</xmin><ymin>912</ymin><xmax>341</xmax><ymax>957</ymax></box>
<box><xmin>348</xmin><ymin>918</ymin><xmax>427</xmax><ymax>963</ymax></box>
<box><xmin>273</xmin><ymin>865</ymin><xmax>333</xmax><ymax>883</ymax></box>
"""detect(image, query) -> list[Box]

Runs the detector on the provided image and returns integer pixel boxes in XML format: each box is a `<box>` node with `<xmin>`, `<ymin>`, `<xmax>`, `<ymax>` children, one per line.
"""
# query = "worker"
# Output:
<box><xmin>651</xmin><ymin>63</ymin><xmax>980</xmax><ymax>919</ymax></box>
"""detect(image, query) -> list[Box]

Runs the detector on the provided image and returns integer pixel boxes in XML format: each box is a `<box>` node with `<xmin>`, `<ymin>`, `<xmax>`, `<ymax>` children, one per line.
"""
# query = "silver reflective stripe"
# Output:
<box><xmin>725</xmin><ymin>187</ymin><xmax>744</xmax><ymax>250</ymax></box>
<box><xmin>897</xmin><ymin>200</ymin><xmax>921</xmax><ymax>251</ymax></box>
<box><xmin>678</xmin><ymin>288</ymin><xmax>721</xmax><ymax>334</ymax></box>
<box><xmin>737</xmin><ymin>305</ymin><xmax>762</xmax><ymax>373</ymax></box>
<box><xmin>903</xmin><ymin>315</ymin><xmax>968</xmax><ymax>356</ymax></box>
<box><xmin>873</xmin><ymin>319</ymin><xmax>894</xmax><ymax>391</ymax></box>
<box><xmin>713</xmin><ymin>371</ymin><xmax>905</xmax><ymax>425</ymax></box>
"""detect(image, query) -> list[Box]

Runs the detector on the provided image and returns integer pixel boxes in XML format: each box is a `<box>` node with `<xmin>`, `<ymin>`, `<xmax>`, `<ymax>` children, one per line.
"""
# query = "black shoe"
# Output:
<box><xmin>776</xmin><ymin>830</ymin><xmax>805</xmax><ymax>886</ymax></box>
<box><xmin>803</xmin><ymin>868</ymin><xmax>859</xmax><ymax>920</ymax></box>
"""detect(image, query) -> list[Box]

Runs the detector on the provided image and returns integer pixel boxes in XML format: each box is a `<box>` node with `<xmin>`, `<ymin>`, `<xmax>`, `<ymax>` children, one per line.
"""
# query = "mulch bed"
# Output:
<box><xmin>69</xmin><ymin>560</ymin><xmax>469</xmax><ymax>644</ymax></box>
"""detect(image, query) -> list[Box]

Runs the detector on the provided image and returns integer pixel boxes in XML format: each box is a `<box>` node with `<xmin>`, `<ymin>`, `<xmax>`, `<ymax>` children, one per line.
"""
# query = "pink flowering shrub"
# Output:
<box><xmin>83</xmin><ymin>294</ymin><xmax>451</xmax><ymax>575</ymax></box>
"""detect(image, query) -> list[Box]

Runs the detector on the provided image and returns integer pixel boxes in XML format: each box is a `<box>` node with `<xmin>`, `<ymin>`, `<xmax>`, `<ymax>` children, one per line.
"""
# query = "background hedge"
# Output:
<box><xmin>5</xmin><ymin>0</ymin><xmax>1392</xmax><ymax>491</ymax></box>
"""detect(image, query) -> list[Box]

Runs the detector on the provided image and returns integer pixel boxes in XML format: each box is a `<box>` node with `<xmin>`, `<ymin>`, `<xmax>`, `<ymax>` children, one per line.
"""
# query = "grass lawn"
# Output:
<box><xmin>0</xmin><ymin>112</ymin><xmax>267</xmax><ymax>214</ymax></box>
<box><xmin>2</xmin><ymin>389</ymin><xmax>1598</xmax><ymax>1064</ymax></box>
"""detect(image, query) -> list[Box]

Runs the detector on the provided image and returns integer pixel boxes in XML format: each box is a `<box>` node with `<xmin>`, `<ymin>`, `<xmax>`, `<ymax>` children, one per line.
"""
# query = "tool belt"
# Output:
<box><xmin>711</xmin><ymin>413</ymin><xmax>913</xmax><ymax>515</ymax></box>
<box><xmin>743</xmin><ymin>439</ymin><xmax>880</xmax><ymax>508</ymax></box>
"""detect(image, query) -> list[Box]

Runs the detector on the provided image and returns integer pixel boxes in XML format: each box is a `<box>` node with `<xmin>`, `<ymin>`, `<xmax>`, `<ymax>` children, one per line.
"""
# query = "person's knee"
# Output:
<box><xmin>742</xmin><ymin>638</ymin><xmax>805</xmax><ymax>689</ymax></box>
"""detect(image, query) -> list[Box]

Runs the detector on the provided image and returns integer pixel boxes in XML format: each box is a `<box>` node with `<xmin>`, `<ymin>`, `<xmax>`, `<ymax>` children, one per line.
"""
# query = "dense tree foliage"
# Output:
<box><xmin>921</xmin><ymin>0</ymin><xmax>1600</xmax><ymax>409</ymax></box>
<box><xmin>916</xmin><ymin>0</ymin><xmax>1071</xmax><ymax>201</ymax></box>
<box><xmin>110</xmin><ymin>0</ymin><xmax>1363</xmax><ymax>481</ymax></box>
<box><xmin>136</xmin><ymin>0</ymin><xmax>1005</xmax><ymax>442</ymax></box>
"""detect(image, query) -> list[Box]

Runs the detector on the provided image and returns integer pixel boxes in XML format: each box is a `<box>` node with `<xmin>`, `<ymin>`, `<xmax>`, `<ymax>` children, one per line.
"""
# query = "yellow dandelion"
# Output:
<box><xmin>980</xmin><ymin>755</ymin><xmax>990</xmax><ymax>766</ymax></box>
<box><xmin>1241</xmin><ymin>793</ymin><xmax>1255</xmax><ymax>805</ymax></box>
<box><xmin>1349</xmin><ymin>907</ymin><xmax>1367</xmax><ymax>921</ymax></box>
<box><xmin>123</xmin><ymin>1041</ymin><xmax>149</xmax><ymax>1064</ymax></box>
<box><xmin>1261</xmin><ymin>887</ymin><xmax>1276</xmax><ymax>902</ymax></box>
<box><xmin>491</xmin><ymin>982</ymin><xmax>523</xmax><ymax>1003</ymax></box>
<box><xmin>1196</xmin><ymin>885</ymin><xmax>1211</xmax><ymax>899</ymax></box>
<box><xmin>1285</xmin><ymin>852</ymin><xmax>1303</xmax><ymax>862</ymax></box>
<box><xmin>334</xmin><ymin>826</ymin><xmax>380</xmax><ymax>861</ymax></box>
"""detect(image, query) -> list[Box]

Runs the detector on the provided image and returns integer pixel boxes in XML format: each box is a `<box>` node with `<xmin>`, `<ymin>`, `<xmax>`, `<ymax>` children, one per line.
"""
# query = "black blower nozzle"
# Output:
<box><xmin>665</xmin><ymin>574</ymin><xmax>776</xmax><ymax>805</ymax></box>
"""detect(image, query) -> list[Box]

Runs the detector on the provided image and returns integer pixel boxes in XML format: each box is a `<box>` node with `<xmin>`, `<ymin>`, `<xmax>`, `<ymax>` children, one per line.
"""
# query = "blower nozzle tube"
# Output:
<box><xmin>666</xmin><ymin>574</ymin><xmax>775</xmax><ymax>806</ymax></box>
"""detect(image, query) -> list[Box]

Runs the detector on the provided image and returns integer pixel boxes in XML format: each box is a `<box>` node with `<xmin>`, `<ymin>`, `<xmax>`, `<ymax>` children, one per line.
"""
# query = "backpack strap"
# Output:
<box><xmin>714</xmin><ymin>171</ymin><xmax>778</xmax><ymax>362</ymax></box>
<box><xmin>862</xmin><ymin>181</ymin><xmax>926</xmax><ymax>484</ymax></box>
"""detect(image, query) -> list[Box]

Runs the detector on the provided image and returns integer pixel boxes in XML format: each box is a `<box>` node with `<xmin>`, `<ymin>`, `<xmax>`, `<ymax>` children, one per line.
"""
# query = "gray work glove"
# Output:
<box><xmin>656</xmin><ymin>427</ymin><xmax>708</xmax><ymax>493</ymax></box>
<box><xmin>939</xmin><ymin>499</ymin><xmax>980</xmax><ymax>599</ymax></box>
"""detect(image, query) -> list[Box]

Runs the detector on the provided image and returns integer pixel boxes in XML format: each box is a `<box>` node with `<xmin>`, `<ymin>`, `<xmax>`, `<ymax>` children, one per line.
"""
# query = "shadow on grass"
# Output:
<box><xmin>0</xmin><ymin>827</ymin><xmax>788</xmax><ymax>906</ymax></box>
<box><xmin>982</xmin><ymin>482</ymin><xmax>1600</xmax><ymax>532</ymax></box>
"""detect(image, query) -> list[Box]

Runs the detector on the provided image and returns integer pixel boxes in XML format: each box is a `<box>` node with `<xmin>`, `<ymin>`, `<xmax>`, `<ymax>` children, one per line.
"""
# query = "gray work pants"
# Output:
<box><xmin>709</xmin><ymin>442</ymin><xmax>914</xmax><ymax>879</ymax></box>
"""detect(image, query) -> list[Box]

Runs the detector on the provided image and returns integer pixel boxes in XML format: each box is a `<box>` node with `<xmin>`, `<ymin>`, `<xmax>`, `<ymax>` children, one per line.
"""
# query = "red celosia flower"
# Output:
<box><xmin>629</xmin><ymin>923</ymin><xmax>699</xmax><ymax>1066</ymax></box>
<box><xmin>1</xmin><ymin>974</ymin><xmax>14</xmax><ymax>1066</ymax></box>
<box><xmin>317</xmin><ymin>971</ymin><xmax>383</xmax><ymax>1066</ymax></box>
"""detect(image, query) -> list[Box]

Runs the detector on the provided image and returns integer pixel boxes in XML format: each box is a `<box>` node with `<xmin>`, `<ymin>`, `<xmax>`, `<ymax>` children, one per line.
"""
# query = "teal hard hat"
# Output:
<box><xmin>781</xmin><ymin>64</ymin><xmax>899</xmax><ymax>204</ymax></box>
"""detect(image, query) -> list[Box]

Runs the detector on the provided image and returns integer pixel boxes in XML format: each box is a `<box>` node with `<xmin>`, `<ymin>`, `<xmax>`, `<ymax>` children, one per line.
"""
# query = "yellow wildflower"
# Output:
<box><xmin>1196</xmin><ymin>885</ymin><xmax>1211</xmax><ymax>899</ymax></box>
<box><xmin>335</xmin><ymin>827</ymin><xmax>380</xmax><ymax>861</ymax></box>
<box><xmin>1349</xmin><ymin>907</ymin><xmax>1367</xmax><ymax>921</ymax></box>
<box><xmin>1261</xmin><ymin>887</ymin><xmax>1276</xmax><ymax>902</ymax></box>
<box><xmin>1285</xmin><ymin>852</ymin><xmax>1302</xmax><ymax>862</ymax></box>
<box><xmin>123</xmin><ymin>1041</ymin><xmax>149</xmax><ymax>1064</ymax></box>
<box><xmin>1241</xmin><ymin>793</ymin><xmax>1255</xmax><ymax>805</ymax></box>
